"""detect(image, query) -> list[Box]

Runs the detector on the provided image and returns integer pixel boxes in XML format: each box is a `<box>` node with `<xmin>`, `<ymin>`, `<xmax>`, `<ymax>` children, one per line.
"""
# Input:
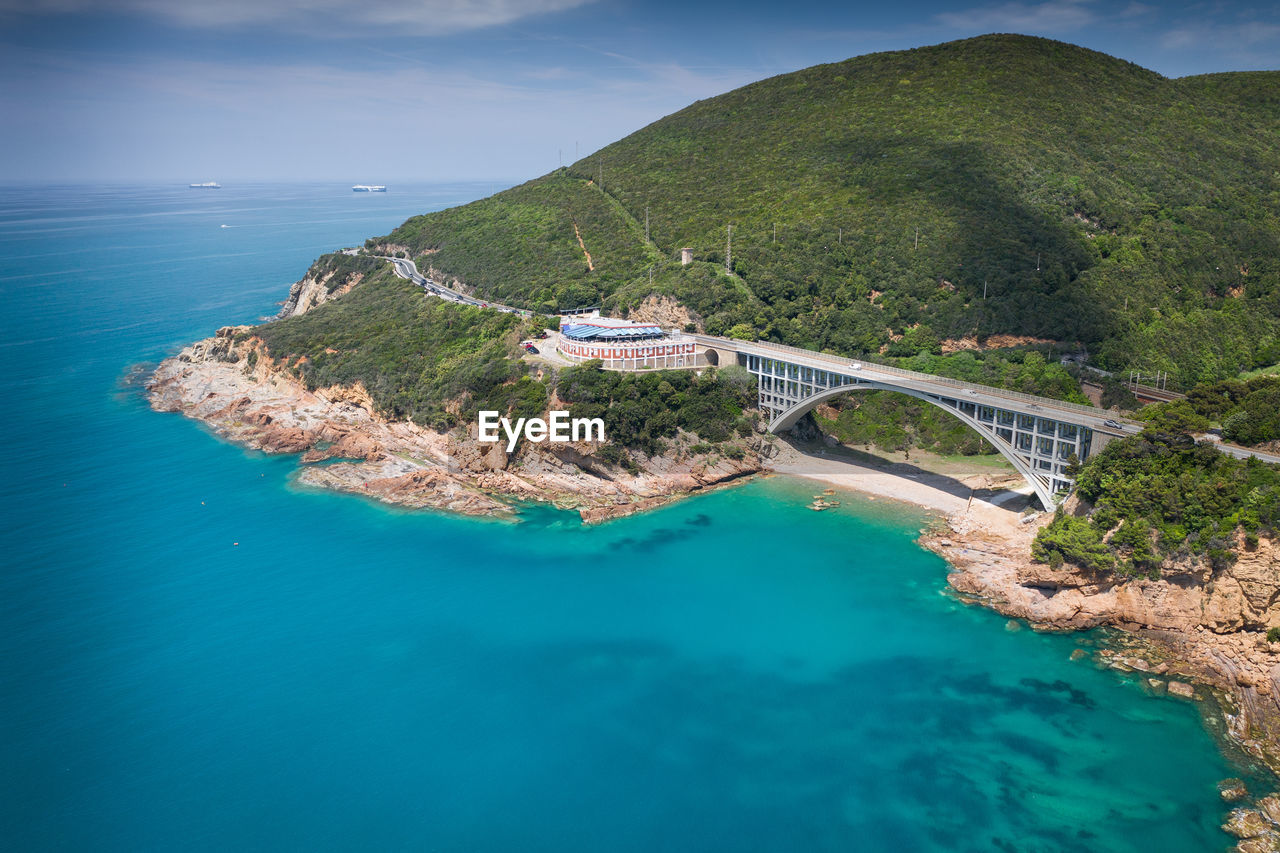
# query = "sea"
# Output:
<box><xmin>0</xmin><ymin>182</ymin><xmax>1268</xmax><ymax>851</ymax></box>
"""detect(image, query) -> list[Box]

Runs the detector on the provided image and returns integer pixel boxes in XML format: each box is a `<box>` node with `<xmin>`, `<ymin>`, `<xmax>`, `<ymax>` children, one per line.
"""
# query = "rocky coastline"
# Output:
<box><xmin>920</xmin><ymin>501</ymin><xmax>1280</xmax><ymax>847</ymax></box>
<box><xmin>146</xmin><ymin>325</ymin><xmax>760</xmax><ymax>523</ymax></box>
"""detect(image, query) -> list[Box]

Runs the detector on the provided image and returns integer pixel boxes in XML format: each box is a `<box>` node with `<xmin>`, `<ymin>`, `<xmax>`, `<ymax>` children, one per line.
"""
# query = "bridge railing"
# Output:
<box><xmin>697</xmin><ymin>335</ymin><xmax>1127</xmax><ymax>422</ymax></box>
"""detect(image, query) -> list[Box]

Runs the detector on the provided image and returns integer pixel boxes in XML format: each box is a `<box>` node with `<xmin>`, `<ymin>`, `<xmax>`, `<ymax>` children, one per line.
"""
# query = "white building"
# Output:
<box><xmin>556</xmin><ymin>316</ymin><xmax>699</xmax><ymax>369</ymax></box>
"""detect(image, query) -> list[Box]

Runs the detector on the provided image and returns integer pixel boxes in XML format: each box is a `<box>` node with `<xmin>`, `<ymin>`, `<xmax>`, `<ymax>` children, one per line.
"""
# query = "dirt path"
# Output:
<box><xmin>572</xmin><ymin>221</ymin><xmax>595</xmax><ymax>271</ymax></box>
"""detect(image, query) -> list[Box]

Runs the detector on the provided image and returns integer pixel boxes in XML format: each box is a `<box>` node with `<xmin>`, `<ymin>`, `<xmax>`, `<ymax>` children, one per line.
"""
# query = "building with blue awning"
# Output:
<box><xmin>556</xmin><ymin>314</ymin><xmax>701</xmax><ymax>370</ymax></box>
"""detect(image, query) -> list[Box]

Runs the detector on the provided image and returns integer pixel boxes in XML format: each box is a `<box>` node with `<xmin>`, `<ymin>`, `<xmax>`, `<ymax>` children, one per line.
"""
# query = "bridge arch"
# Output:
<box><xmin>770</xmin><ymin>382</ymin><xmax>1060</xmax><ymax>510</ymax></box>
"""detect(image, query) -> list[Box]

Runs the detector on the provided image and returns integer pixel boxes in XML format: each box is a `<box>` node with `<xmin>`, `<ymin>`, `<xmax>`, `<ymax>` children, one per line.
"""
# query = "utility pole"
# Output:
<box><xmin>914</xmin><ymin>226</ymin><xmax>919</xmax><ymax>250</ymax></box>
<box><xmin>649</xmin><ymin>265</ymin><xmax>653</xmax><ymax>288</ymax></box>
<box><xmin>983</xmin><ymin>279</ymin><xmax>988</xmax><ymax>300</ymax></box>
<box><xmin>1036</xmin><ymin>252</ymin><xmax>1041</xmax><ymax>271</ymax></box>
<box><xmin>838</xmin><ymin>227</ymin><xmax>842</xmax><ymax>245</ymax></box>
<box><xmin>726</xmin><ymin>224</ymin><xmax>732</xmax><ymax>273</ymax></box>
<box><xmin>773</xmin><ymin>223</ymin><xmax>777</xmax><ymax>243</ymax></box>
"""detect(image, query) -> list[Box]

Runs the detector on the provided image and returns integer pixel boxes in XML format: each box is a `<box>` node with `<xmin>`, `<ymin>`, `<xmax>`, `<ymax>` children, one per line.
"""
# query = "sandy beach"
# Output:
<box><xmin>766</xmin><ymin>437</ymin><xmax>1036</xmax><ymax>539</ymax></box>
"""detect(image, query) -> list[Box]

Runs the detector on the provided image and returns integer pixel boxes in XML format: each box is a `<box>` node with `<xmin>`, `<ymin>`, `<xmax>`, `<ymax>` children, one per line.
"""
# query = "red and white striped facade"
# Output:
<box><xmin>556</xmin><ymin>335</ymin><xmax>699</xmax><ymax>369</ymax></box>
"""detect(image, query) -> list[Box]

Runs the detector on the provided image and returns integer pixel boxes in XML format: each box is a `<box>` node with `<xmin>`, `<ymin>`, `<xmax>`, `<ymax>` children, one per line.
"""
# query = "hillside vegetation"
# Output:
<box><xmin>555</xmin><ymin>361</ymin><xmax>757</xmax><ymax>459</ymax></box>
<box><xmin>374</xmin><ymin>35</ymin><xmax>1280</xmax><ymax>386</ymax></box>
<box><xmin>251</xmin><ymin>256</ymin><xmax>757</xmax><ymax>451</ymax></box>
<box><xmin>1033</xmin><ymin>433</ymin><xmax>1280</xmax><ymax>576</ymax></box>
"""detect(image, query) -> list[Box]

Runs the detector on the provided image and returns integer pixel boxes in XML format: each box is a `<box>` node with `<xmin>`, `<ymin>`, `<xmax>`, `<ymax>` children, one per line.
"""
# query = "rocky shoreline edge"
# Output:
<box><xmin>146</xmin><ymin>326</ymin><xmax>762</xmax><ymax>524</ymax></box>
<box><xmin>920</xmin><ymin>505</ymin><xmax>1280</xmax><ymax>849</ymax></box>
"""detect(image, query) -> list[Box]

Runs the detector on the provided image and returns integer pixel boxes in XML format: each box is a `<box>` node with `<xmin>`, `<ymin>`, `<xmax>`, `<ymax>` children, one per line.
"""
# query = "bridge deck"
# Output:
<box><xmin>693</xmin><ymin>335</ymin><xmax>1141</xmax><ymax>438</ymax></box>
<box><xmin>691</xmin><ymin>335</ymin><xmax>1149</xmax><ymax>509</ymax></box>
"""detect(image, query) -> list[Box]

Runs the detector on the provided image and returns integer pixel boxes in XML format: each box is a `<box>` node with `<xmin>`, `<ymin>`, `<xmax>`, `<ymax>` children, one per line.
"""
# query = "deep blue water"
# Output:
<box><xmin>0</xmin><ymin>183</ymin><xmax>1266</xmax><ymax>851</ymax></box>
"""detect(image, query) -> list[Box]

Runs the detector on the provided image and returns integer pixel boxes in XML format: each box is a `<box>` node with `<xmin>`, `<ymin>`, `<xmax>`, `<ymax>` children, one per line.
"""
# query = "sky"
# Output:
<box><xmin>1</xmin><ymin>0</ymin><xmax>1277</xmax><ymax>183</ymax></box>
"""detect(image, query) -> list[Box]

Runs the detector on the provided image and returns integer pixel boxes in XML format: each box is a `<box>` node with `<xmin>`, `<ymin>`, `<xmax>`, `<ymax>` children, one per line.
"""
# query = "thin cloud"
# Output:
<box><xmin>935</xmin><ymin>0</ymin><xmax>1098</xmax><ymax>34</ymax></box>
<box><xmin>1162</xmin><ymin>20</ymin><xmax>1280</xmax><ymax>50</ymax></box>
<box><xmin>1117</xmin><ymin>2</ymin><xmax>1155</xmax><ymax>20</ymax></box>
<box><xmin>0</xmin><ymin>0</ymin><xmax>597</xmax><ymax>35</ymax></box>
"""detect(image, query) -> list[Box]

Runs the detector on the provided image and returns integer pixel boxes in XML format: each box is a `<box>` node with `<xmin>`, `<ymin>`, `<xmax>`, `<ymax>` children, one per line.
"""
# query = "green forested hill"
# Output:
<box><xmin>375</xmin><ymin>34</ymin><xmax>1280</xmax><ymax>385</ymax></box>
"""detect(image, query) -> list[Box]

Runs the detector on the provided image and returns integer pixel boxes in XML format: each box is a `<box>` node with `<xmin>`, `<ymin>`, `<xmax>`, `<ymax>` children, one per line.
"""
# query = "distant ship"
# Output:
<box><xmin>352</xmin><ymin>185</ymin><xmax>387</xmax><ymax>192</ymax></box>
<box><xmin>189</xmin><ymin>181</ymin><xmax>221</xmax><ymax>189</ymax></box>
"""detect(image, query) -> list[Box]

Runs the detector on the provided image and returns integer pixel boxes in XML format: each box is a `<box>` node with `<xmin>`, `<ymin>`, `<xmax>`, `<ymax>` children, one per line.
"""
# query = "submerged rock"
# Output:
<box><xmin>1220</xmin><ymin>778</ymin><xmax>1250</xmax><ymax>802</ymax></box>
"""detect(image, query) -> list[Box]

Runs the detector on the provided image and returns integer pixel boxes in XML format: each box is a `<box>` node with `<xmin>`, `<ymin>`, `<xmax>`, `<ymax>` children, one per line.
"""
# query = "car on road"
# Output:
<box><xmin>1103</xmin><ymin>419</ymin><xmax>1122</xmax><ymax>428</ymax></box>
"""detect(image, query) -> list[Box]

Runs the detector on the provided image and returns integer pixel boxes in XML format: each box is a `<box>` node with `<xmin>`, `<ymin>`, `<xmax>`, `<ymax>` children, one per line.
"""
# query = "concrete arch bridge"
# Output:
<box><xmin>691</xmin><ymin>336</ymin><xmax>1141</xmax><ymax>510</ymax></box>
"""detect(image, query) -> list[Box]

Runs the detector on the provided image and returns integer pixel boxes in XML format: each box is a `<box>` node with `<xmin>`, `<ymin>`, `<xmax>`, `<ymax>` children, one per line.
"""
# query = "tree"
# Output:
<box><xmin>1137</xmin><ymin>399</ymin><xmax>1210</xmax><ymax>435</ymax></box>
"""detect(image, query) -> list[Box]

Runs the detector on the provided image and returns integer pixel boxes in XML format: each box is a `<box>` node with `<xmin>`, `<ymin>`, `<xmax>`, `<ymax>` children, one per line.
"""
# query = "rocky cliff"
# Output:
<box><xmin>277</xmin><ymin>265</ymin><xmax>365</xmax><ymax>319</ymax></box>
<box><xmin>624</xmin><ymin>294</ymin><xmax>699</xmax><ymax>332</ymax></box>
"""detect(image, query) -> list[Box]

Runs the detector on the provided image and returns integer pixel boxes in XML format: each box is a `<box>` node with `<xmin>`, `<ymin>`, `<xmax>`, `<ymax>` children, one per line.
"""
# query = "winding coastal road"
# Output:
<box><xmin>1200</xmin><ymin>434</ymin><xmax>1280</xmax><ymax>466</ymax></box>
<box><xmin>385</xmin><ymin>256</ymin><xmax>529</xmax><ymax>316</ymax></box>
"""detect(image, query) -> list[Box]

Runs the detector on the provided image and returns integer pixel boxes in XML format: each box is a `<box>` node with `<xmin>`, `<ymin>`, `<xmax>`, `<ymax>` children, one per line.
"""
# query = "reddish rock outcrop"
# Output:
<box><xmin>147</xmin><ymin>328</ymin><xmax>762</xmax><ymax>521</ymax></box>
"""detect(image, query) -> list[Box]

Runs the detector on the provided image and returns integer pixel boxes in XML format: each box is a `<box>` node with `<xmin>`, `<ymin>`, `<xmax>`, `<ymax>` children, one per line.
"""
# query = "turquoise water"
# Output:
<box><xmin>0</xmin><ymin>183</ymin><xmax>1264</xmax><ymax>850</ymax></box>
